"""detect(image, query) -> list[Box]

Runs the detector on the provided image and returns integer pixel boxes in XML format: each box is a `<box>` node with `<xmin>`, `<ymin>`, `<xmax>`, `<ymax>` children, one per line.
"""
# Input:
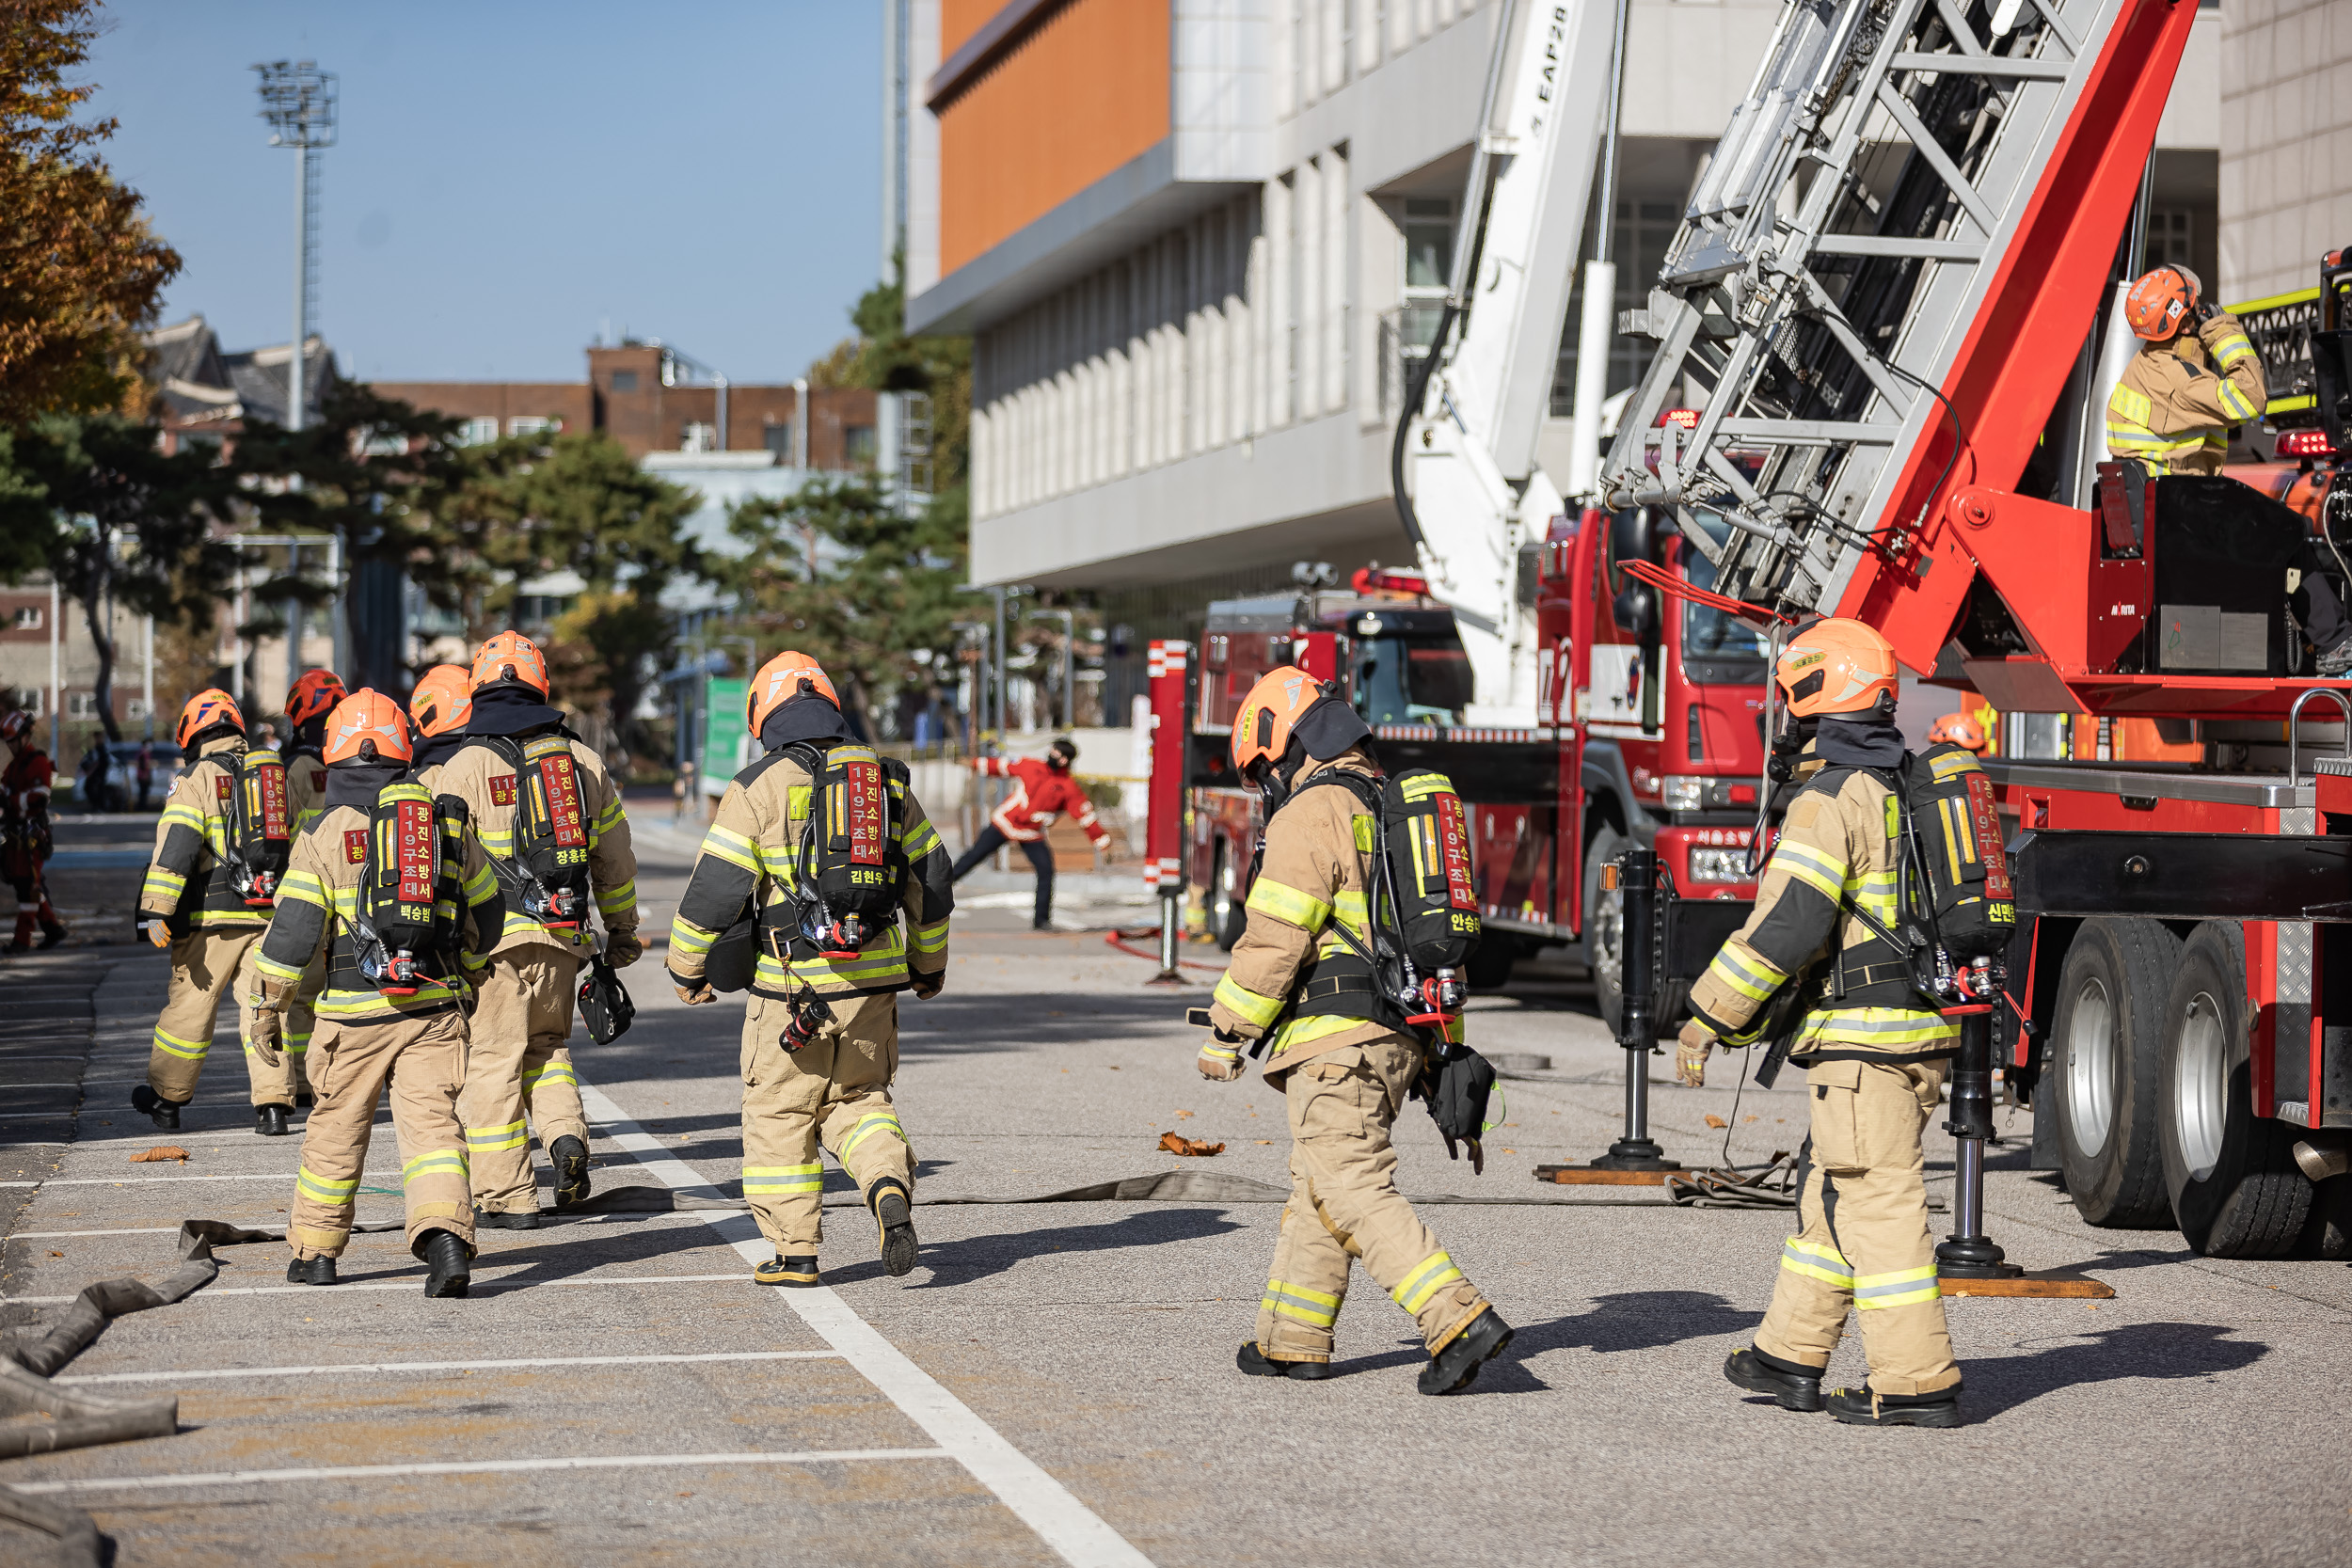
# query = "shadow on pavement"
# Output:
<box><xmin>1960</xmin><ymin>1321</ymin><xmax>2268</xmax><ymax>1421</ymax></box>
<box><xmin>840</xmin><ymin>1205</ymin><xmax>1246</xmax><ymax>1290</ymax></box>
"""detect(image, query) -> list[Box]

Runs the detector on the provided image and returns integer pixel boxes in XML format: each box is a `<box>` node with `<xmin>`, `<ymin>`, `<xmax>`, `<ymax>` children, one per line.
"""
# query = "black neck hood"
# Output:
<box><xmin>1814</xmin><ymin>715</ymin><xmax>1907</xmax><ymax>769</ymax></box>
<box><xmin>469</xmin><ymin>684</ymin><xmax>566</xmax><ymax>737</ymax></box>
<box><xmin>760</xmin><ymin>697</ymin><xmax>850</xmax><ymax>752</ymax></box>
<box><xmin>325</xmin><ymin>760</ymin><xmax>408</xmax><ymax>810</ymax></box>
<box><xmin>410</xmin><ymin>731</ymin><xmax>469</xmax><ymax>774</ymax></box>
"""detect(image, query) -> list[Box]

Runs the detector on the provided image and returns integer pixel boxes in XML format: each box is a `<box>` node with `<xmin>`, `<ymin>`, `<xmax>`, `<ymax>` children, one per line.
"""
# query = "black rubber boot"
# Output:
<box><xmin>1237</xmin><ymin>1342</ymin><xmax>1335</xmax><ymax>1381</ymax></box>
<box><xmin>472</xmin><ymin>1207</ymin><xmax>541</xmax><ymax>1230</ymax></box>
<box><xmin>39</xmin><ymin>920</ymin><xmax>67</xmax><ymax>950</ymax></box>
<box><xmin>417</xmin><ymin>1228</ymin><xmax>472</xmax><ymax>1297</ymax></box>
<box><xmin>295</xmin><ymin>1085</ymin><xmax>314</xmax><ymax>1110</ymax></box>
<box><xmin>1825</xmin><ymin>1384</ymin><xmax>1963</xmax><ymax>1428</ymax></box>
<box><xmin>872</xmin><ymin>1180</ymin><xmax>918</xmax><ymax>1277</ymax></box>
<box><xmin>1724</xmin><ymin>1345</ymin><xmax>1825</xmax><ymax>1413</ymax></box>
<box><xmin>1419</xmin><ymin>1307</ymin><xmax>1515</xmax><ymax>1396</ymax></box>
<box><xmin>755</xmin><ymin>1254</ymin><xmax>821</xmax><ymax>1288</ymax></box>
<box><xmin>130</xmin><ymin>1085</ymin><xmax>183</xmax><ymax>1131</ymax></box>
<box><xmin>285</xmin><ymin>1255</ymin><xmax>337</xmax><ymax>1286</ymax></box>
<box><xmin>254</xmin><ymin>1103</ymin><xmax>293</xmax><ymax>1136</ymax></box>
<box><xmin>550</xmin><ymin>1134</ymin><xmax>592</xmax><ymax>1211</ymax></box>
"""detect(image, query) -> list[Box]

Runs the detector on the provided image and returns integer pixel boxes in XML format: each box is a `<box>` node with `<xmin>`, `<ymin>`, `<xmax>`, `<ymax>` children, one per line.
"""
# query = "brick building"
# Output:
<box><xmin>376</xmin><ymin>342</ymin><xmax>880</xmax><ymax>467</ymax></box>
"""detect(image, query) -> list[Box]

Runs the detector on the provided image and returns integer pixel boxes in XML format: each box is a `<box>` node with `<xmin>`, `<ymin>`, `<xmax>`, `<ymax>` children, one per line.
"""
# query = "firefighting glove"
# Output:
<box><xmin>670</xmin><ymin>968</ymin><xmax>715</xmax><ymax>1006</ymax></box>
<box><xmin>1198</xmin><ymin>1028</ymin><xmax>1246</xmax><ymax>1082</ymax></box>
<box><xmin>1677</xmin><ymin>1018</ymin><xmax>1715</xmax><ymax>1088</ymax></box>
<box><xmin>246</xmin><ymin>1007</ymin><xmax>284</xmax><ymax>1069</ymax></box>
<box><xmin>1424</xmin><ymin>1045</ymin><xmax>1497</xmax><ymax>1175</ymax></box>
<box><xmin>912</xmin><ymin>973</ymin><xmax>943</xmax><ymax>1000</ymax></box>
<box><xmin>145</xmin><ymin>919</ymin><xmax>172</xmax><ymax>950</ymax></box>
<box><xmin>605</xmin><ymin>930</ymin><xmax>644</xmax><ymax>969</ymax></box>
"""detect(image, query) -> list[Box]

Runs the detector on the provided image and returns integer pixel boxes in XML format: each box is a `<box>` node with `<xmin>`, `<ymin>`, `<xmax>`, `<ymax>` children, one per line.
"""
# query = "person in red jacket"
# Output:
<box><xmin>951</xmin><ymin>737</ymin><xmax>1109</xmax><ymax>929</ymax></box>
<box><xmin>1</xmin><ymin>710</ymin><xmax>66</xmax><ymax>951</ymax></box>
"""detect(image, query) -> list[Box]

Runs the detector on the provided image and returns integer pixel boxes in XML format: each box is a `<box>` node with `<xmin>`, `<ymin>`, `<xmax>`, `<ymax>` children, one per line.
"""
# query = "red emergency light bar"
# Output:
<box><xmin>1351</xmin><ymin>566</ymin><xmax>1430</xmax><ymax>596</ymax></box>
<box><xmin>1658</xmin><ymin>407</ymin><xmax>1701</xmax><ymax>430</ymax></box>
<box><xmin>2277</xmin><ymin>429</ymin><xmax>2337</xmax><ymax>458</ymax></box>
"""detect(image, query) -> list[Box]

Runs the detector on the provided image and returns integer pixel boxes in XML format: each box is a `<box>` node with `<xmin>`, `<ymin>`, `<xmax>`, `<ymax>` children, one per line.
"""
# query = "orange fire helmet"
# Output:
<box><xmin>284</xmin><ymin>668</ymin><xmax>348</xmax><ymax>729</ymax></box>
<box><xmin>748</xmin><ymin>650</ymin><xmax>840</xmax><ymax>734</ymax></box>
<box><xmin>408</xmin><ymin>664</ymin><xmax>474</xmax><ymax>738</ymax></box>
<box><xmin>1777</xmin><ymin>619</ymin><xmax>1898</xmax><ymax>719</ymax></box>
<box><xmin>176</xmin><ymin>689</ymin><xmax>246</xmax><ymax>750</ymax></box>
<box><xmin>1927</xmin><ymin>711</ymin><xmax>1990</xmax><ymax>752</ymax></box>
<box><xmin>323</xmin><ymin>689</ymin><xmax>415</xmax><ymax>766</ymax></box>
<box><xmin>470</xmin><ymin>630</ymin><xmax>550</xmax><ymax>696</ymax></box>
<box><xmin>2125</xmin><ymin>266</ymin><xmax>2200</xmax><ymax>341</ymax></box>
<box><xmin>1231</xmin><ymin>666</ymin><xmax>1327</xmax><ymax>777</ymax></box>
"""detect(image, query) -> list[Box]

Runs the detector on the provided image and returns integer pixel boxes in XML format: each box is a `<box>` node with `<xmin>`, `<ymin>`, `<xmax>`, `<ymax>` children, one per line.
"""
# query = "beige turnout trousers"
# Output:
<box><xmin>739</xmin><ymin>990</ymin><xmax>914</xmax><ymax>1252</ymax></box>
<box><xmin>1756</xmin><ymin>1057</ymin><xmax>1961</xmax><ymax>1397</ymax></box>
<box><xmin>459</xmin><ymin>950</ymin><xmax>590</xmax><ymax>1214</ymax></box>
<box><xmin>289</xmin><ymin>1008</ymin><xmax>475</xmax><ymax>1259</ymax></box>
<box><xmin>147</xmin><ymin>927</ymin><xmax>303</xmax><ymax>1107</ymax></box>
<box><xmin>1255</xmin><ymin>1036</ymin><xmax>1490</xmax><ymax>1365</ymax></box>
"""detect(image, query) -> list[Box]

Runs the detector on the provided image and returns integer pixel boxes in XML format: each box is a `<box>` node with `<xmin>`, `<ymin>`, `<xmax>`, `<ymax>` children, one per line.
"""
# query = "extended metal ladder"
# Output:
<box><xmin>1597</xmin><ymin>0</ymin><xmax>2198</xmax><ymax>648</ymax></box>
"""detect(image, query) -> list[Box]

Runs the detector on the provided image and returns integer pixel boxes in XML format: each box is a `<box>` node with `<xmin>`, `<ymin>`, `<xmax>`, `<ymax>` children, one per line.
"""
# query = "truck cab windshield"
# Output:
<box><xmin>1354</xmin><ymin>634</ymin><xmax>1474</xmax><ymax>725</ymax></box>
<box><xmin>1681</xmin><ymin>515</ymin><xmax>1770</xmax><ymax>685</ymax></box>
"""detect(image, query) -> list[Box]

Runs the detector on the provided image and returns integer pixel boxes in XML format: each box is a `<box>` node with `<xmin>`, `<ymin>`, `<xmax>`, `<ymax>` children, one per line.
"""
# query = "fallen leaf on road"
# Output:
<box><xmin>1174</xmin><ymin>1109</ymin><xmax>1194</xmax><ymax>1118</ymax></box>
<box><xmin>48</xmin><ymin>1250</ymin><xmax>62</xmax><ymax>1257</ymax></box>
<box><xmin>1160</xmin><ymin>1132</ymin><xmax>1225</xmax><ymax>1157</ymax></box>
<box><xmin>130</xmin><ymin>1146</ymin><xmax>190</xmax><ymax>1164</ymax></box>
<box><xmin>1704</xmin><ymin>1115</ymin><xmax>1728</xmax><ymax>1129</ymax></box>
<box><xmin>1255</xmin><ymin>1139</ymin><xmax>1272</xmax><ymax>1145</ymax></box>
<box><xmin>1742</xmin><ymin>1115</ymin><xmax>1759</xmax><ymax>1123</ymax></box>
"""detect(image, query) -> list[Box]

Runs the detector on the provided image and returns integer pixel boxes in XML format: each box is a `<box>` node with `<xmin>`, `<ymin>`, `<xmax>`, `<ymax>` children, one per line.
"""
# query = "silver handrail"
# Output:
<box><xmin>2284</xmin><ymin>687</ymin><xmax>2352</xmax><ymax>782</ymax></box>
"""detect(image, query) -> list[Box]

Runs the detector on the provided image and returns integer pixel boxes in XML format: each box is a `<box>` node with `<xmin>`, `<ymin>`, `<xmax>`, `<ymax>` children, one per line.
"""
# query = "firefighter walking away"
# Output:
<box><xmin>247</xmin><ymin>689</ymin><xmax>503</xmax><ymax>1296</ymax></box>
<box><xmin>667</xmin><ymin>652</ymin><xmax>955</xmax><ymax>1288</ymax></box>
<box><xmin>1200</xmin><ymin>666</ymin><xmax>1511</xmax><ymax>1395</ymax></box>
<box><xmin>1679</xmin><ymin>620</ymin><xmax>1967</xmax><ymax>1427</ymax></box>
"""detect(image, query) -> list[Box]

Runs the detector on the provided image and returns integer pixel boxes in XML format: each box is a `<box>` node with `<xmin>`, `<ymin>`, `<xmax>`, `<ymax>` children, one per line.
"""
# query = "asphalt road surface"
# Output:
<box><xmin>5</xmin><ymin>813</ymin><xmax>2350</xmax><ymax>1566</ymax></box>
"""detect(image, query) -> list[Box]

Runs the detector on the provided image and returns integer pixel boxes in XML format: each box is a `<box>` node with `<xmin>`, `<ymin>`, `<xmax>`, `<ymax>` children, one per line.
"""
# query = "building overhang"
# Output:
<box><xmin>906</xmin><ymin>138</ymin><xmax>1252</xmax><ymax>337</ymax></box>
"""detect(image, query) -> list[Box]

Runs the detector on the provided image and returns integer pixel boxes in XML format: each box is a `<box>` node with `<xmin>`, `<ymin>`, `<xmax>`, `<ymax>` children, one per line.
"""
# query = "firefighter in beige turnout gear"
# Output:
<box><xmin>2106</xmin><ymin>264</ymin><xmax>2352</xmax><ymax>673</ymax></box>
<box><xmin>133</xmin><ymin>689</ymin><xmax>304</xmax><ymax>1134</ymax></box>
<box><xmin>1202</xmin><ymin>666</ymin><xmax>1513</xmax><ymax>1395</ymax></box>
<box><xmin>436</xmin><ymin>632</ymin><xmax>640</xmax><ymax>1227</ymax></box>
<box><xmin>1680</xmin><ymin>620</ymin><xmax>1964</xmax><ymax>1427</ymax></box>
<box><xmin>666</xmin><ymin>652</ymin><xmax>953</xmax><ymax>1287</ymax></box>
<box><xmin>278</xmin><ymin>667</ymin><xmax>347</xmax><ymax>1106</ymax></box>
<box><xmin>247</xmin><ymin>689</ymin><xmax>499</xmax><ymax>1295</ymax></box>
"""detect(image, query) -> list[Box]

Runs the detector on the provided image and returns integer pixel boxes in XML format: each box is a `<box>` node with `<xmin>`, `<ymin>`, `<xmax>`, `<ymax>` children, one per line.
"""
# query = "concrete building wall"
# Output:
<box><xmin>2219</xmin><ymin>0</ymin><xmax>2352</xmax><ymax>302</ymax></box>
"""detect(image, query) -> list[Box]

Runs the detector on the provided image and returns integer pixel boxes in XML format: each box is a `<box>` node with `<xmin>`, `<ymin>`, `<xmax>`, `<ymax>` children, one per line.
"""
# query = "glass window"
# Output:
<box><xmin>763</xmin><ymin>421</ymin><xmax>796</xmax><ymax>461</ymax></box>
<box><xmin>1403</xmin><ymin>197</ymin><xmax>1454</xmax><ymax>290</ymax></box>
<box><xmin>11</xmin><ymin>607</ymin><xmax>40</xmax><ymax>629</ymax></box>
<box><xmin>458</xmin><ymin>417</ymin><xmax>499</xmax><ymax>446</ymax></box>
<box><xmin>610</xmin><ymin>371</ymin><xmax>639</xmax><ymax>392</ymax></box>
<box><xmin>844</xmin><ymin>425</ymin><xmax>877</xmax><ymax>467</ymax></box>
<box><xmin>509</xmin><ymin>416</ymin><xmax>554</xmax><ymax>436</ymax></box>
<box><xmin>1353</xmin><ymin>633</ymin><xmax>1472</xmax><ymax>724</ymax></box>
<box><xmin>1679</xmin><ymin>514</ymin><xmax>1770</xmax><ymax>684</ymax></box>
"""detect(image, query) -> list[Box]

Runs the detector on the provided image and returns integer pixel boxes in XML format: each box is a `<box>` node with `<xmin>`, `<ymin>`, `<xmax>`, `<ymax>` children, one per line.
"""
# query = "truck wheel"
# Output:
<box><xmin>1583</xmin><ymin>829</ymin><xmax>1683</xmax><ymax>1038</ymax></box>
<box><xmin>2048</xmin><ymin>917</ymin><xmax>2178</xmax><ymax>1227</ymax></box>
<box><xmin>1207</xmin><ymin>839</ymin><xmax>1248</xmax><ymax>952</ymax></box>
<box><xmin>2158</xmin><ymin>921</ymin><xmax>2313</xmax><ymax>1257</ymax></box>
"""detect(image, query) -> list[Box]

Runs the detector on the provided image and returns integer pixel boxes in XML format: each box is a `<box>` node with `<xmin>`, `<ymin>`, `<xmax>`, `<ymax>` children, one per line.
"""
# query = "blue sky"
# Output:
<box><xmin>85</xmin><ymin>1</ymin><xmax>884</xmax><ymax>386</ymax></box>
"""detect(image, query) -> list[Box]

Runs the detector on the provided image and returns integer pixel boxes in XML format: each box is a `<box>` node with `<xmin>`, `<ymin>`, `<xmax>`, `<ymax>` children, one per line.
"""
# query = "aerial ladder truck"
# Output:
<box><xmin>1594</xmin><ymin>0</ymin><xmax>2352</xmax><ymax>1259</ymax></box>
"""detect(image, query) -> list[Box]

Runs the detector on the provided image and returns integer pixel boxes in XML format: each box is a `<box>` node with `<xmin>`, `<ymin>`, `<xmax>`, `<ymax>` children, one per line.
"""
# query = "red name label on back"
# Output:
<box><xmin>344</xmin><ymin>829</ymin><xmax>369</xmax><ymax>864</ymax></box>
<box><xmin>252</xmin><ymin>763</ymin><xmax>289</xmax><ymax>841</ymax></box>
<box><xmin>215</xmin><ymin>775</ymin><xmax>232</xmax><ymax>803</ymax></box>
<box><xmin>1436</xmin><ymin>791</ymin><xmax>1475</xmax><ymax>911</ymax></box>
<box><xmin>534</xmin><ymin>755</ymin><xmax>588</xmax><ymax>847</ymax></box>
<box><xmin>488</xmin><ymin>774</ymin><xmax>516</xmax><ymax>807</ymax></box>
<box><xmin>845</xmin><ymin>760</ymin><xmax>885</xmax><ymax>865</ymax></box>
<box><xmin>1965</xmin><ymin>773</ymin><xmax>2011</xmax><ymax>899</ymax></box>
<box><xmin>394</xmin><ymin>800</ymin><xmax>436</xmax><ymax>904</ymax></box>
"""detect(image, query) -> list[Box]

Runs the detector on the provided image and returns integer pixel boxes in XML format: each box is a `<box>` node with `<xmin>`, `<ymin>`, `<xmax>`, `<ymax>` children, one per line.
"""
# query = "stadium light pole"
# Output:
<box><xmin>253</xmin><ymin>60</ymin><xmax>337</xmax><ymax>435</ymax></box>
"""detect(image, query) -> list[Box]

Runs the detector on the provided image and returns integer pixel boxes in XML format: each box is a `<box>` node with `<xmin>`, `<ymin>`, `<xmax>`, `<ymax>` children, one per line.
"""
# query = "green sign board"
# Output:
<box><xmin>703</xmin><ymin>677</ymin><xmax>748</xmax><ymax>784</ymax></box>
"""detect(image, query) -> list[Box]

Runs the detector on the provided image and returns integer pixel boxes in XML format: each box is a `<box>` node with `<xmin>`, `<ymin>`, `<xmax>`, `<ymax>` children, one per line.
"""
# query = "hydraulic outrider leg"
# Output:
<box><xmin>1934</xmin><ymin>997</ymin><xmax>2022</xmax><ymax>1280</ymax></box>
<box><xmin>1591</xmin><ymin>848</ymin><xmax>1677</xmax><ymax>1173</ymax></box>
<box><xmin>1146</xmin><ymin>886</ymin><xmax>1186</xmax><ymax>988</ymax></box>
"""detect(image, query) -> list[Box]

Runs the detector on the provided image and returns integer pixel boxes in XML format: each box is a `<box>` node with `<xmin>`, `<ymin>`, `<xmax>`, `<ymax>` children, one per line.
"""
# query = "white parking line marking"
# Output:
<box><xmin>61</xmin><ymin>1350</ymin><xmax>844</xmax><ymax>1385</ymax></box>
<box><xmin>580</xmin><ymin>1082</ymin><xmax>1154</xmax><ymax>1568</ymax></box>
<box><xmin>5</xmin><ymin>1448</ymin><xmax>952</xmax><ymax>1495</ymax></box>
<box><xmin>0</xmin><ymin>1173</ymin><xmax>383</xmax><ymax>1188</ymax></box>
<box><xmin>4</xmin><ymin>1273</ymin><xmax>762</xmax><ymax>1306</ymax></box>
<box><xmin>8</xmin><ymin>1212</ymin><xmax>704</xmax><ymax>1241</ymax></box>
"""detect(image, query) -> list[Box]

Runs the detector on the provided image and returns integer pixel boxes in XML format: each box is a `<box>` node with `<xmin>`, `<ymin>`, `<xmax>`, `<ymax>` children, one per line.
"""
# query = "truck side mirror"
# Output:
<box><xmin>1613</xmin><ymin>582</ymin><xmax>1661</xmax><ymax>644</ymax></box>
<box><xmin>1609</xmin><ymin>508</ymin><xmax>1663</xmax><ymax>578</ymax></box>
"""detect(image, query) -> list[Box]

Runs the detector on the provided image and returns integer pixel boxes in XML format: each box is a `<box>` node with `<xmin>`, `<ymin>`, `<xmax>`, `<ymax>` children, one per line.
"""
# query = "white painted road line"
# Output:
<box><xmin>61</xmin><ymin>1350</ymin><xmax>845</xmax><ymax>1385</ymax></box>
<box><xmin>0</xmin><ymin>1173</ymin><xmax>391</xmax><ymax>1188</ymax></box>
<box><xmin>6</xmin><ymin>1448</ymin><xmax>953</xmax><ymax>1495</ymax></box>
<box><xmin>4</xmin><ymin>1273</ymin><xmax>765</xmax><ymax>1307</ymax></box>
<box><xmin>579</xmin><ymin>1082</ymin><xmax>1155</xmax><ymax>1568</ymax></box>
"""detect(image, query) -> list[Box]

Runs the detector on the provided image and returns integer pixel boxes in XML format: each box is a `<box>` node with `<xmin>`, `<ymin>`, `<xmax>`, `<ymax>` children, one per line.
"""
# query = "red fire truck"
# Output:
<box><xmin>1164</xmin><ymin>506</ymin><xmax>1769</xmax><ymax>1030</ymax></box>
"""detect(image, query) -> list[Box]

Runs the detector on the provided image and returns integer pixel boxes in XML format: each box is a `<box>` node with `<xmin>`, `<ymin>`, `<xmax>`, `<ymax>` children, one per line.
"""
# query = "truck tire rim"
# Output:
<box><xmin>2173</xmin><ymin>990</ymin><xmax>2228</xmax><ymax>1180</ymax></box>
<box><xmin>2063</xmin><ymin>974</ymin><xmax>2116</xmax><ymax>1157</ymax></box>
<box><xmin>1592</xmin><ymin>886</ymin><xmax>1622</xmax><ymax>990</ymax></box>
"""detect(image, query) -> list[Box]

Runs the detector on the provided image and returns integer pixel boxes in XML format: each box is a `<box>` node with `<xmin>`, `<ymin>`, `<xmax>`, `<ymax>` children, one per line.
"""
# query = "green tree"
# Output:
<box><xmin>0</xmin><ymin>0</ymin><xmax>182</xmax><ymax>422</ymax></box>
<box><xmin>0</xmin><ymin>415</ymin><xmax>238</xmax><ymax>740</ymax></box>
<box><xmin>437</xmin><ymin>430</ymin><xmax>698</xmax><ymax>759</ymax></box>
<box><xmin>719</xmin><ymin>477</ymin><xmax>968</xmax><ymax>737</ymax></box>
